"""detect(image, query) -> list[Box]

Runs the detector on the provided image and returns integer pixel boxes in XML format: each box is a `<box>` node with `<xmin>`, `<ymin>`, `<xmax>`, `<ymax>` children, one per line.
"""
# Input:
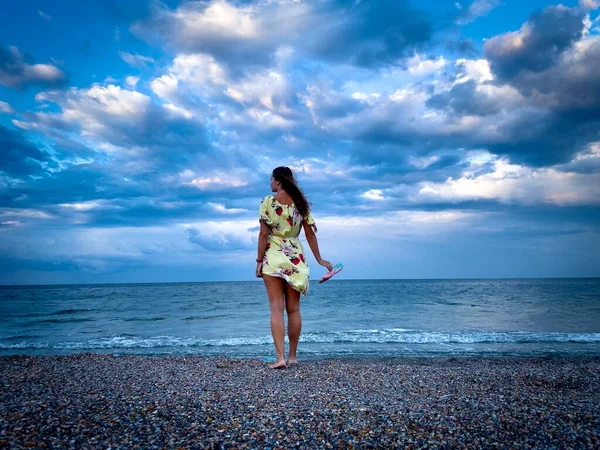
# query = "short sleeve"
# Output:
<box><xmin>304</xmin><ymin>210</ymin><xmax>318</xmax><ymax>233</ymax></box>
<box><xmin>259</xmin><ymin>196</ymin><xmax>272</xmax><ymax>225</ymax></box>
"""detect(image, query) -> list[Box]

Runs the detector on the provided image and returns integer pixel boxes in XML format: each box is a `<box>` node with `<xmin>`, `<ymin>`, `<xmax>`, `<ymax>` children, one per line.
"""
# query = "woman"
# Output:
<box><xmin>256</xmin><ymin>166</ymin><xmax>332</xmax><ymax>369</ymax></box>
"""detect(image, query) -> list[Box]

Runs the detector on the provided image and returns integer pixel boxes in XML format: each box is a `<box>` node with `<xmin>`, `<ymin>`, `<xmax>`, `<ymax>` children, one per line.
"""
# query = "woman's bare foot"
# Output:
<box><xmin>269</xmin><ymin>360</ymin><xmax>286</xmax><ymax>369</ymax></box>
<box><xmin>286</xmin><ymin>358</ymin><xmax>298</xmax><ymax>366</ymax></box>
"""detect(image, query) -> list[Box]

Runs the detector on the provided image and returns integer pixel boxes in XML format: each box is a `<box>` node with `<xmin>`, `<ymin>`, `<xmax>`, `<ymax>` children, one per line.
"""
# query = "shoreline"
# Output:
<box><xmin>3</xmin><ymin>351</ymin><xmax>600</xmax><ymax>361</ymax></box>
<box><xmin>1</xmin><ymin>354</ymin><xmax>598</xmax><ymax>448</ymax></box>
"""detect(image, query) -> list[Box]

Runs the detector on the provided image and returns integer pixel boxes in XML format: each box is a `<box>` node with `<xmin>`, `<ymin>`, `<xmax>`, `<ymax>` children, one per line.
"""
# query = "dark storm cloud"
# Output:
<box><xmin>484</xmin><ymin>108</ymin><xmax>600</xmax><ymax>166</ymax></box>
<box><xmin>0</xmin><ymin>255</ymin><xmax>83</xmax><ymax>273</ymax></box>
<box><xmin>311</xmin><ymin>0</ymin><xmax>432</xmax><ymax>67</ymax></box>
<box><xmin>484</xmin><ymin>5</ymin><xmax>586</xmax><ymax>81</ymax></box>
<box><xmin>29</xmin><ymin>86</ymin><xmax>212</xmax><ymax>172</ymax></box>
<box><xmin>504</xmin><ymin>39</ymin><xmax>600</xmax><ymax>110</ymax></box>
<box><xmin>0</xmin><ymin>125</ymin><xmax>57</xmax><ymax>176</ymax></box>
<box><xmin>1</xmin><ymin>159</ymin><xmax>258</xmax><ymax>227</ymax></box>
<box><xmin>479</xmin><ymin>6</ymin><xmax>600</xmax><ymax>166</ymax></box>
<box><xmin>131</xmin><ymin>0</ymin><xmax>435</xmax><ymax>74</ymax></box>
<box><xmin>0</xmin><ymin>42</ymin><xmax>67</xmax><ymax>90</ymax></box>
<box><xmin>186</xmin><ymin>227</ymin><xmax>253</xmax><ymax>251</ymax></box>
<box><xmin>0</xmin><ymin>83</ymin><xmax>264</xmax><ymax>226</ymax></box>
<box><xmin>444</xmin><ymin>38</ymin><xmax>478</xmax><ymax>57</ymax></box>
<box><xmin>333</xmin><ymin>4</ymin><xmax>600</xmax><ymax>168</ymax></box>
<box><xmin>426</xmin><ymin>80</ymin><xmax>506</xmax><ymax>116</ymax></box>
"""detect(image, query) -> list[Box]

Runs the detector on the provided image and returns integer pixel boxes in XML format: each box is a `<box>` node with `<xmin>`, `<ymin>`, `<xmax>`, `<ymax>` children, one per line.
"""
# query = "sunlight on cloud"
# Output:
<box><xmin>407</xmin><ymin>54</ymin><xmax>447</xmax><ymax>76</ymax></box>
<box><xmin>206</xmin><ymin>203</ymin><xmax>248</xmax><ymax>214</ymax></box>
<box><xmin>151</xmin><ymin>74</ymin><xmax>178</xmax><ymax>99</ymax></box>
<box><xmin>224</xmin><ymin>70</ymin><xmax>290</xmax><ymax>113</ymax></box>
<box><xmin>185</xmin><ymin>175</ymin><xmax>248</xmax><ymax>190</ymax></box>
<box><xmin>0</xmin><ymin>209</ymin><xmax>54</xmax><ymax>220</ymax></box>
<box><xmin>0</xmin><ymin>45</ymin><xmax>66</xmax><ymax>89</ymax></box>
<box><xmin>418</xmin><ymin>154</ymin><xmax>600</xmax><ymax>206</ymax></box>
<box><xmin>163</xmin><ymin>103</ymin><xmax>194</xmax><ymax>119</ymax></box>
<box><xmin>409</xmin><ymin>155</ymin><xmax>441</xmax><ymax>169</ymax></box>
<box><xmin>58</xmin><ymin>200</ymin><xmax>123</xmax><ymax>212</ymax></box>
<box><xmin>574</xmin><ymin>142</ymin><xmax>600</xmax><ymax>161</ymax></box>
<box><xmin>362</xmin><ymin>189</ymin><xmax>385</xmax><ymax>200</ymax></box>
<box><xmin>125</xmin><ymin>76</ymin><xmax>139</xmax><ymax>88</ymax></box>
<box><xmin>82</xmin><ymin>85</ymin><xmax>150</xmax><ymax>117</ymax></box>
<box><xmin>579</xmin><ymin>0</ymin><xmax>600</xmax><ymax>12</ymax></box>
<box><xmin>454</xmin><ymin>59</ymin><xmax>493</xmax><ymax>84</ymax></box>
<box><xmin>352</xmin><ymin>92</ymin><xmax>381</xmax><ymax>105</ymax></box>
<box><xmin>245</xmin><ymin>108</ymin><xmax>294</xmax><ymax>128</ymax></box>
<box><xmin>171</xmin><ymin>53</ymin><xmax>227</xmax><ymax>86</ymax></box>
<box><xmin>172</xmin><ymin>0</ymin><xmax>260</xmax><ymax>40</ymax></box>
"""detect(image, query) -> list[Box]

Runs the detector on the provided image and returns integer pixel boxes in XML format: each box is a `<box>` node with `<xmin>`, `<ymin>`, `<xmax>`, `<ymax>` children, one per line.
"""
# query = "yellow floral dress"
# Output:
<box><xmin>259</xmin><ymin>195</ymin><xmax>317</xmax><ymax>296</ymax></box>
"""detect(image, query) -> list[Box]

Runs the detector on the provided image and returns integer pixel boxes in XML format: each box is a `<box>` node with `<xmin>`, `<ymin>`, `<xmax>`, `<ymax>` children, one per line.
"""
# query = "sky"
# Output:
<box><xmin>1</xmin><ymin>0</ymin><xmax>600</xmax><ymax>284</ymax></box>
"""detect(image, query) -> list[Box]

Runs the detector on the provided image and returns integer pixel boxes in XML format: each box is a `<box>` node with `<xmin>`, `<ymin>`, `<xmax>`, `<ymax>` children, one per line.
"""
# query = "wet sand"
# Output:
<box><xmin>1</xmin><ymin>354</ymin><xmax>598</xmax><ymax>449</ymax></box>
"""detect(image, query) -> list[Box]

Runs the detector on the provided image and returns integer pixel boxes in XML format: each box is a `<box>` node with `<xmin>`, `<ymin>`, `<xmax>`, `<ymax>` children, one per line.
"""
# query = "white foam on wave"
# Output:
<box><xmin>2</xmin><ymin>329</ymin><xmax>600</xmax><ymax>350</ymax></box>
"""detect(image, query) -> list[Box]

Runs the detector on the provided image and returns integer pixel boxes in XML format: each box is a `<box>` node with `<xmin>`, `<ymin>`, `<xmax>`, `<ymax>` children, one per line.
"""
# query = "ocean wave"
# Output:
<box><xmin>1</xmin><ymin>329</ymin><xmax>600</xmax><ymax>350</ymax></box>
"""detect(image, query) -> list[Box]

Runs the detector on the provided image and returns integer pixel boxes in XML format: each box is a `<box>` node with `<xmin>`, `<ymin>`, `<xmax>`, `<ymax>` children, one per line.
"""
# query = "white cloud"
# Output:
<box><xmin>457</xmin><ymin>0</ymin><xmax>502</xmax><ymax>25</ymax></box>
<box><xmin>119</xmin><ymin>51</ymin><xmax>155</xmax><ymax>69</ymax></box>
<box><xmin>573</xmin><ymin>142</ymin><xmax>600</xmax><ymax>161</ymax></box>
<box><xmin>81</xmin><ymin>85</ymin><xmax>150</xmax><ymax>118</ymax></box>
<box><xmin>184</xmin><ymin>173</ymin><xmax>248</xmax><ymax>190</ymax></box>
<box><xmin>362</xmin><ymin>189</ymin><xmax>385</xmax><ymax>200</ymax></box>
<box><xmin>125</xmin><ymin>76</ymin><xmax>139</xmax><ymax>88</ymax></box>
<box><xmin>245</xmin><ymin>107</ymin><xmax>294</xmax><ymax>128</ymax></box>
<box><xmin>579</xmin><ymin>0</ymin><xmax>600</xmax><ymax>12</ymax></box>
<box><xmin>352</xmin><ymin>92</ymin><xmax>381</xmax><ymax>104</ymax></box>
<box><xmin>417</xmin><ymin>154</ymin><xmax>600</xmax><ymax>206</ymax></box>
<box><xmin>224</xmin><ymin>69</ymin><xmax>291</xmax><ymax>113</ymax></box>
<box><xmin>454</xmin><ymin>59</ymin><xmax>493</xmax><ymax>84</ymax></box>
<box><xmin>170</xmin><ymin>0</ymin><xmax>261</xmax><ymax>40</ymax></box>
<box><xmin>0</xmin><ymin>101</ymin><xmax>15</xmax><ymax>114</ymax></box>
<box><xmin>163</xmin><ymin>103</ymin><xmax>193</xmax><ymax>119</ymax></box>
<box><xmin>206</xmin><ymin>203</ymin><xmax>248</xmax><ymax>214</ymax></box>
<box><xmin>407</xmin><ymin>54</ymin><xmax>447</xmax><ymax>76</ymax></box>
<box><xmin>170</xmin><ymin>53</ymin><xmax>227</xmax><ymax>87</ymax></box>
<box><xmin>150</xmin><ymin>53</ymin><xmax>228</xmax><ymax>104</ymax></box>
<box><xmin>38</xmin><ymin>10</ymin><xmax>52</xmax><ymax>21</ymax></box>
<box><xmin>59</xmin><ymin>200</ymin><xmax>123</xmax><ymax>211</ymax></box>
<box><xmin>0</xmin><ymin>46</ymin><xmax>66</xmax><ymax>89</ymax></box>
<box><xmin>21</xmin><ymin>84</ymin><xmax>154</xmax><ymax>145</ymax></box>
<box><xmin>0</xmin><ymin>208</ymin><xmax>55</xmax><ymax>220</ymax></box>
<box><xmin>131</xmin><ymin>0</ymin><xmax>311</xmax><ymax>58</ymax></box>
<box><xmin>409</xmin><ymin>155</ymin><xmax>440</xmax><ymax>169</ymax></box>
<box><xmin>151</xmin><ymin>74</ymin><xmax>178</xmax><ymax>99</ymax></box>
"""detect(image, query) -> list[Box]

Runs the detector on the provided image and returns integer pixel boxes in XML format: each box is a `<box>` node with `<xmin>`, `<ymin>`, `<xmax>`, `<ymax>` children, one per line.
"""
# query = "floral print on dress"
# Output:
<box><xmin>258</xmin><ymin>195</ymin><xmax>317</xmax><ymax>296</ymax></box>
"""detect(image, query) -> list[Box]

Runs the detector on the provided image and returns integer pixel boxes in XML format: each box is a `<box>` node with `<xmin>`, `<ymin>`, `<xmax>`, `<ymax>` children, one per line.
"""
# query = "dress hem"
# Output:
<box><xmin>262</xmin><ymin>272</ymin><xmax>309</xmax><ymax>296</ymax></box>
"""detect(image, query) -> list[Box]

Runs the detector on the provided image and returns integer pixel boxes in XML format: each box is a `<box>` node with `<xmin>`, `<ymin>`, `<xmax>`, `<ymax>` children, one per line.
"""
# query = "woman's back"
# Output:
<box><xmin>260</xmin><ymin>195</ymin><xmax>309</xmax><ymax>239</ymax></box>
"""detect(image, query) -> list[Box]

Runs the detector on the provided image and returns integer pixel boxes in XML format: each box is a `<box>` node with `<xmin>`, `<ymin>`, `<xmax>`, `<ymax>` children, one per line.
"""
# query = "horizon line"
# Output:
<box><xmin>1</xmin><ymin>276</ymin><xmax>599</xmax><ymax>288</ymax></box>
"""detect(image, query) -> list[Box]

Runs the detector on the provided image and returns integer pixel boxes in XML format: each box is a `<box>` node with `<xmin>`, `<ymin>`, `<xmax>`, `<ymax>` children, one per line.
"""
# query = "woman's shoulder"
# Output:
<box><xmin>260</xmin><ymin>195</ymin><xmax>275</xmax><ymax>207</ymax></box>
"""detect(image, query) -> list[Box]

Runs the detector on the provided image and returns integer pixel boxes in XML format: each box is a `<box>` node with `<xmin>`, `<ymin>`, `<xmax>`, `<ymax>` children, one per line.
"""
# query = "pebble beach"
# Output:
<box><xmin>1</xmin><ymin>354</ymin><xmax>598</xmax><ymax>449</ymax></box>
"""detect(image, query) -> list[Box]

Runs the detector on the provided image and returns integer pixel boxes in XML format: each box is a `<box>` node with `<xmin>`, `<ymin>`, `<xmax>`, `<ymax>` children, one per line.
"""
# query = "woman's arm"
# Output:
<box><xmin>256</xmin><ymin>221</ymin><xmax>270</xmax><ymax>277</ymax></box>
<box><xmin>302</xmin><ymin>221</ymin><xmax>332</xmax><ymax>271</ymax></box>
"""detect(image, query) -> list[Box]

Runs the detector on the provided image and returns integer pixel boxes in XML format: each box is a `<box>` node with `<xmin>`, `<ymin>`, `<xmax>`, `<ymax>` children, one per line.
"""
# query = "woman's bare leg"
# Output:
<box><xmin>284</xmin><ymin>283</ymin><xmax>301</xmax><ymax>364</ymax></box>
<box><xmin>263</xmin><ymin>275</ymin><xmax>286</xmax><ymax>369</ymax></box>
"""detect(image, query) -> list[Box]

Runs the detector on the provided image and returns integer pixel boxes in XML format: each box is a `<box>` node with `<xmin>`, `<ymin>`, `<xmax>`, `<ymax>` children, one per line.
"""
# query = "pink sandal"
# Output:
<box><xmin>319</xmin><ymin>263</ymin><xmax>344</xmax><ymax>283</ymax></box>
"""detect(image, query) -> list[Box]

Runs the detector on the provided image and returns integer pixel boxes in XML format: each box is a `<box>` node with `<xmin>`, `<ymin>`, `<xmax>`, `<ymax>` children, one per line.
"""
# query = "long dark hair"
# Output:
<box><xmin>272</xmin><ymin>166</ymin><xmax>310</xmax><ymax>218</ymax></box>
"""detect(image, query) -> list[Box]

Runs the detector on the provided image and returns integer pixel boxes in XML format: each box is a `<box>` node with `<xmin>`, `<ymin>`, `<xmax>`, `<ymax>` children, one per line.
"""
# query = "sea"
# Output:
<box><xmin>1</xmin><ymin>279</ymin><xmax>599</xmax><ymax>359</ymax></box>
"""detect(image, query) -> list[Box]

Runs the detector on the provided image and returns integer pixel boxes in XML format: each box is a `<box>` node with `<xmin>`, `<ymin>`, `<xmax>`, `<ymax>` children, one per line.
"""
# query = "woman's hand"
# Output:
<box><xmin>318</xmin><ymin>258</ymin><xmax>333</xmax><ymax>271</ymax></box>
<box><xmin>255</xmin><ymin>262</ymin><xmax>263</xmax><ymax>278</ymax></box>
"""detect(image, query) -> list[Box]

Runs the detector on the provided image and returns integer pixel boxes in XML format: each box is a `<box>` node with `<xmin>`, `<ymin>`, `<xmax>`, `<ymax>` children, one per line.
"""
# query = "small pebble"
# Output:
<box><xmin>0</xmin><ymin>354</ymin><xmax>598</xmax><ymax>449</ymax></box>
